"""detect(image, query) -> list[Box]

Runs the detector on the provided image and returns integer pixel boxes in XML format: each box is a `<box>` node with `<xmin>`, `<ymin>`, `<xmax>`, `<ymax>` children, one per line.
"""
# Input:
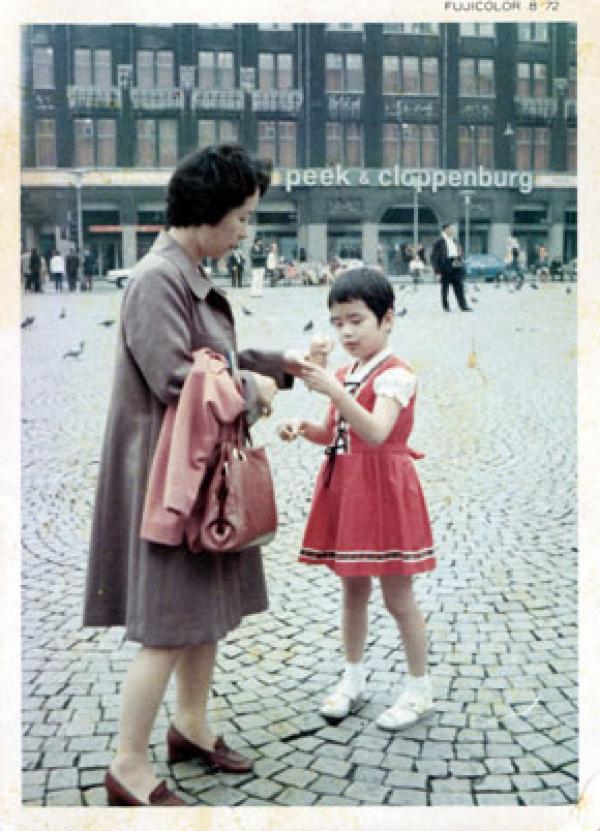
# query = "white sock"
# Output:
<box><xmin>342</xmin><ymin>661</ymin><xmax>365</xmax><ymax>693</ymax></box>
<box><xmin>404</xmin><ymin>672</ymin><xmax>431</xmax><ymax>695</ymax></box>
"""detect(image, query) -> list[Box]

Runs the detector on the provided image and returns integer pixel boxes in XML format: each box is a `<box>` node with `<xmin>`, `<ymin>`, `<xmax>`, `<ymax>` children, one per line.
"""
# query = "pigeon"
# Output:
<box><xmin>303</xmin><ymin>320</ymin><xmax>314</xmax><ymax>332</ymax></box>
<box><xmin>21</xmin><ymin>315</ymin><xmax>35</xmax><ymax>328</ymax></box>
<box><xmin>63</xmin><ymin>340</ymin><xmax>85</xmax><ymax>359</ymax></box>
<box><xmin>530</xmin><ymin>283</ymin><xmax>539</xmax><ymax>290</ymax></box>
<box><xmin>59</xmin><ymin>309</ymin><xmax>66</xmax><ymax>319</ymax></box>
<box><xmin>470</xmin><ymin>297</ymin><xmax>479</xmax><ymax>304</ymax></box>
<box><xmin>473</xmin><ymin>284</ymin><xmax>481</xmax><ymax>292</ymax></box>
<box><xmin>241</xmin><ymin>305</ymin><xmax>253</xmax><ymax>316</ymax></box>
<box><xmin>99</xmin><ymin>319</ymin><xmax>116</xmax><ymax>327</ymax></box>
<box><xmin>566</xmin><ymin>286</ymin><xmax>572</xmax><ymax>295</ymax></box>
<box><xmin>397</xmin><ymin>284</ymin><xmax>406</xmax><ymax>292</ymax></box>
<box><xmin>397</xmin><ymin>307</ymin><xmax>407</xmax><ymax>317</ymax></box>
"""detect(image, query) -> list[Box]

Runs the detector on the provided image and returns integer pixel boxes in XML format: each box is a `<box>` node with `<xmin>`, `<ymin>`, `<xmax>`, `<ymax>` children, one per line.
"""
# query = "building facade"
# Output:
<box><xmin>21</xmin><ymin>22</ymin><xmax>577</xmax><ymax>274</ymax></box>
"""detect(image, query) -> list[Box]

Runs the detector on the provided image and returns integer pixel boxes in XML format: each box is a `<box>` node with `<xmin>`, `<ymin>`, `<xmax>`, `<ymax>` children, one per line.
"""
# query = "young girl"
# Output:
<box><xmin>279</xmin><ymin>268</ymin><xmax>436</xmax><ymax>730</ymax></box>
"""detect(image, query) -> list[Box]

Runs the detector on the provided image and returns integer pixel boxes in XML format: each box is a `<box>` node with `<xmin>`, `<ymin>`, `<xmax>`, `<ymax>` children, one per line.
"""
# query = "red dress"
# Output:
<box><xmin>299</xmin><ymin>354</ymin><xmax>436</xmax><ymax>577</ymax></box>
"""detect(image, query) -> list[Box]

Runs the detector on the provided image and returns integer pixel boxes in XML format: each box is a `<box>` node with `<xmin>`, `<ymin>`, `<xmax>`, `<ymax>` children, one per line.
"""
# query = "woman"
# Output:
<box><xmin>83</xmin><ymin>145</ymin><xmax>302</xmax><ymax>806</ymax></box>
<box><xmin>50</xmin><ymin>249</ymin><xmax>65</xmax><ymax>292</ymax></box>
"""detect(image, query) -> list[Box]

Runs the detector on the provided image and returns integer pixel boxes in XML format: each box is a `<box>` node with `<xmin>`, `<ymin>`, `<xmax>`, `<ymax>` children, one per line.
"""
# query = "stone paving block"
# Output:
<box><xmin>384</xmin><ymin>770</ymin><xmax>427</xmax><ymax>789</ymax></box>
<box><xmin>259</xmin><ymin>741</ymin><xmax>292</xmax><ymax>760</ymax></box>
<box><xmin>343</xmin><ymin>782</ymin><xmax>390</xmax><ymax>804</ymax></box>
<box><xmin>533</xmin><ymin>743</ymin><xmax>577</xmax><ymax>768</ymax></box>
<box><xmin>476</xmin><ymin>793</ymin><xmax>520</xmax><ymax>806</ymax></box>
<box><xmin>520</xmin><ymin>789</ymin><xmax>569</xmax><ymax>806</ymax></box>
<box><xmin>449</xmin><ymin>760</ymin><xmax>487</xmax><ymax>777</ymax></box>
<box><xmin>349</xmin><ymin>749</ymin><xmax>385</xmax><ymax>768</ymax></box>
<box><xmin>354</xmin><ymin>766</ymin><xmax>387</xmax><ymax>785</ymax></box>
<box><xmin>274</xmin><ymin>767</ymin><xmax>319</xmax><ymax>789</ymax></box>
<box><xmin>275</xmin><ymin>786</ymin><xmax>318</xmax><ymax>806</ymax></box>
<box><xmin>430</xmin><ymin>793</ymin><xmax>475</xmax><ymax>806</ymax></box>
<box><xmin>77</xmin><ymin>751</ymin><xmax>114</xmax><ymax>769</ymax></box>
<box><xmin>313</xmin><ymin>742</ymin><xmax>351</xmax><ymax>761</ymax></box>
<box><xmin>310</xmin><ymin>757</ymin><xmax>353</xmax><ymax>778</ymax></box>
<box><xmin>82</xmin><ymin>787</ymin><xmax>108</xmax><ymax>807</ymax></box>
<box><xmin>387</xmin><ymin>789</ymin><xmax>429</xmax><ymax>806</ymax></box>
<box><xmin>560</xmin><ymin>781</ymin><xmax>578</xmax><ymax>801</ymax></box>
<box><xmin>197</xmin><ymin>785</ymin><xmax>246</xmax><ymax>806</ymax></box>
<box><xmin>311</xmin><ymin>775</ymin><xmax>348</xmax><ymax>796</ymax></box>
<box><xmin>315</xmin><ymin>795</ymin><xmax>357</xmax><ymax>806</ymax></box>
<box><xmin>380</xmin><ymin>753</ymin><xmax>413</xmax><ymax>771</ymax></box>
<box><xmin>416</xmin><ymin>760</ymin><xmax>449</xmax><ymax>776</ymax></box>
<box><xmin>45</xmin><ymin>789</ymin><xmax>83</xmax><ymax>806</ymax></box>
<box><xmin>386</xmin><ymin>737</ymin><xmax>421</xmax><ymax>756</ymax></box>
<box><xmin>455</xmin><ymin>743</ymin><xmax>485</xmax><ymax>761</ymax></box>
<box><xmin>485</xmin><ymin>743</ymin><xmax>524</xmax><ymax>758</ymax></box>
<box><xmin>431</xmin><ymin>777</ymin><xmax>473</xmax><ymax>793</ymax></box>
<box><xmin>240</xmin><ymin>778</ymin><xmax>284</xmax><ymax>800</ymax></box>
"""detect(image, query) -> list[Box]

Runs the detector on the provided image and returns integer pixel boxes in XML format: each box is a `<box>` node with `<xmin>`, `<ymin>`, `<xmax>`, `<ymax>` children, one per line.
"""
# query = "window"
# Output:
<box><xmin>35</xmin><ymin>119</ymin><xmax>56</xmax><ymax>166</ymax></box>
<box><xmin>325</xmin><ymin>53</ymin><xmax>364</xmax><ymax>93</ymax></box>
<box><xmin>198</xmin><ymin>51</ymin><xmax>235</xmax><ymax>88</ymax></box>
<box><xmin>517</xmin><ymin>22</ymin><xmax>548</xmax><ymax>42</ymax></box>
<box><xmin>568</xmin><ymin>65</ymin><xmax>577</xmax><ymax>99</ymax></box>
<box><xmin>326</xmin><ymin>121</ymin><xmax>363</xmax><ymax>166</ymax></box>
<box><xmin>516</xmin><ymin>63</ymin><xmax>548</xmax><ymax>97</ymax></box>
<box><xmin>74</xmin><ymin>48</ymin><xmax>112</xmax><ymax>86</ymax></box>
<box><xmin>257</xmin><ymin>23</ymin><xmax>293</xmax><ymax>30</ymax></box>
<box><xmin>258</xmin><ymin>53</ymin><xmax>293</xmax><ymax>90</ymax></box>
<box><xmin>198</xmin><ymin>119</ymin><xmax>238</xmax><ymax>147</ymax></box>
<box><xmin>382</xmin><ymin>56</ymin><xmax>439</xmax><ymax>94</ymax></box>
<box><xmin>567</xmin><ymin>127</ymin><xmax>577</xmax><ymax>172</ymax></box>
<box><xmin>383</xmin><ymin>123</ymin><xmax>438</xmax><ymax>167</ymax></box>
<box><xmin>515</xmin><ymin>126</ymin><xmax>550</xmax><ymax>170</ymax></box>
<box><xmin>382</xmin><ymin>23</ymin><xmax>439</xmax><ymax>35</ymax></box>
<box><xmin>460</xmin><ymin>22</ymin><xmax>495</xmax><ymax>37</ymax></box>
<box><xmin>33</xmin><ymin>46</ymin><xmax>54</xmax><ymax>89</ymax></box>
<box><xmin>459</xmin><ymin>59</ymin><xmax>495</xmax><ymax>96</ymax></box>
<box><xmin>257</xmin><ymin>120</ymin><xmax>296</xmax><ymax>166</ymax></box>
<box><xmin>135</xmin><ymin>119</ymin><xmax>178</xmax><ymax>167</ymax></box>
<box><xmin>74</xmin><ymin>118</ymin><xmax>116</xmax><ymax>167</ymax></box>
<box><xmin>458</xmin><ymin>125</ymin><xmax>493</xmax><ymax>168</ymax></box>
<box><xmin>198</xmin><ymin>22</ymin><xmax>234</xmax><ymax>28</ymax></box>
<box><xmin>136</xmin><ymin>50</ymin><xmax>174</xmax><ymax>88</ymax></box>
<box><xmin>325</xmin><ymin>23</ymin><xmax>364</xmax><ymax>31</ymax></box>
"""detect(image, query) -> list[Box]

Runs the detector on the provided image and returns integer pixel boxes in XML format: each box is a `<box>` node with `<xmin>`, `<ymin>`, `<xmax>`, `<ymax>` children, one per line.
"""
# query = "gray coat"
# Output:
<box><xmin>83</xmin><ymin>231</ymin><xmax>292</xmax><ymax>646</ymax></box>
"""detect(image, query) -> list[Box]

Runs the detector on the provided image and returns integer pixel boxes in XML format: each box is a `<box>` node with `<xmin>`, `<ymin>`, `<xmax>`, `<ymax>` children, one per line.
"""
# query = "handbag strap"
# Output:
<box><xmin>228</xmin><ymin>349</ymin><xmax>252</xmax><ymax>447</ymax></box>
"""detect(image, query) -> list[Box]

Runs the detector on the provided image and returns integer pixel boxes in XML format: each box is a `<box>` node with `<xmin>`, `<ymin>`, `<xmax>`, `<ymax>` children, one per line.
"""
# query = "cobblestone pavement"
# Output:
<box><xmin>21</xmin><ymin>278</ymin><xmax>578</xmax><ymax>808</ymax></box>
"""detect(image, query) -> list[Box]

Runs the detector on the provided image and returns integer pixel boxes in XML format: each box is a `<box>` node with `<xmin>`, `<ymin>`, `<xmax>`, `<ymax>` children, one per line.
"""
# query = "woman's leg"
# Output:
<box><xmin>340</xmin><ymin>575</ymin><xmax>372</xmax><ymax>663</ymax></box>
<box><xmin>110</xmin><ymin>645</ymin><xmax>182</xmax><ymax>801</ymax></box>
<box><xmin>379</xmin><ymin>574</ymin><xmax>427</xmax><ymax>677</ymax></box>
<box><xmin>172</xmin><ymin>642</ymin><xmax>218</xmax><ymax>750</ymax></box>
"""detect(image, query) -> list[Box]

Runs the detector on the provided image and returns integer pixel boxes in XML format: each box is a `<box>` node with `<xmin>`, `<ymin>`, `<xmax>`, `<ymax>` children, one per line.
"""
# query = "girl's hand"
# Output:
<box><xmin>301</xmin><ymin>364</ymin><xmax>343</xmax><ymax>401</ymax></box>
<box><xmin>277</xmin><ymin>418</ymin><xmax>303</xmax><ymax>442</ymax></box>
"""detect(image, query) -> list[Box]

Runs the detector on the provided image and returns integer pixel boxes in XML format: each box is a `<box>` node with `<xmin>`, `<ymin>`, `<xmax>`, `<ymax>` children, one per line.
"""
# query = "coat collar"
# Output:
<box><xmin>150</xmin><ymin>230</ymin><xmax>213</xmax><ymax>301</ymax></box>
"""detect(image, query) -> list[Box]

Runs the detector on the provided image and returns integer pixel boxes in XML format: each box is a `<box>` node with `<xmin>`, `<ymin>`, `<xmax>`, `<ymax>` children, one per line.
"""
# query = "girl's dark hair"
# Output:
<box><xmin>328</xmin><ymin>268</ymin><xmax>395</xmax><ymax>323</ymax></box>
<box><xmin>166</xmin><ymin>144</ymin><xmax>272</xmax><ymax>228</ymax></box>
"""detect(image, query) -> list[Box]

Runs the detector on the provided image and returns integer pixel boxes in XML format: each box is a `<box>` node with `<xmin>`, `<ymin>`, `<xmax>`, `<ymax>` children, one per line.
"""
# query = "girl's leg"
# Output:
<box><xmin>341</xmin><ymin>575</ymin><xmax>372</xmax><ymax>663</ymax></box>
<box><xmin>172</xmin><ymin>642</ymin><xmax>218</xmax><ymax>750</ymax></box>
<box><xmin>379</xmin><ymin>574</ymin><xmax>428</xmax><ymax>676</ymax></box>
<box><xmin>110</xmin><ymin>645</ymin><xmax>182</xmax><ymax>802</ymax></box>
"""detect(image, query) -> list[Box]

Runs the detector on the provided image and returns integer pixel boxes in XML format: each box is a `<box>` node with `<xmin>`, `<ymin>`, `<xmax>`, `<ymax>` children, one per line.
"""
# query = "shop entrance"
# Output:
<box><xmin>379</xmin><ymin>205</ymin><xmax>439</xmax><ymax>275</ymax></box>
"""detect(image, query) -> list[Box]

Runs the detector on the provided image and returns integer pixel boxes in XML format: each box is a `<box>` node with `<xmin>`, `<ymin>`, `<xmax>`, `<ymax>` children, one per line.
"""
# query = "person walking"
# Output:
<box><xmin>505</xmin><ymin>232</ymin><xmax>524</xmax><ymax>289</ymax></box>
<box><xmin>266</xmin><ymin>242</ymin><xmax>279</xmax><ymax>286</ymax></box>
<box><xmin>50</xmin><ymin>250</ymin><xmax>65</xmax><ymax>292</ymax></box>
<box><xmin>279</xmin><ymin>268</ymin><xmax>436</xmax><ymax>730</ymax></box>
<box><xmin>83</xmin><ymin>249</ymin><xmax>95</xmax><ymax>291</ymax></box>
<box><xmin>250</xmin><ymin>238</ymin><xmax>266</xmax><ymax>297</ymax></box>
<box><xmin>30</xmin><ymin>248</ymin><xmax>42</xmax><ymax>293</ymax></box>
<box><xmin>431</xmin><ymin>222</ymin><xmax>471</xmax><ymax>312</ymax></box>
<box><xmin>83</xmin><ymin>144</ymin><xmax>306</xmax><ymax>807</ymax></box>
<box><xmin>227</xmin><ymin>249</ymin><xmax>244</xmax><ymax>287</ymax></box>
<box><xmin>21</xmin><ymin>248</ymin><xmax>32</xmax><ymax>291</ymax></box>
<box><xmin>65</xmin><ymin>248</ymin><xmax>80</xmax><ymax>292</ymax></box>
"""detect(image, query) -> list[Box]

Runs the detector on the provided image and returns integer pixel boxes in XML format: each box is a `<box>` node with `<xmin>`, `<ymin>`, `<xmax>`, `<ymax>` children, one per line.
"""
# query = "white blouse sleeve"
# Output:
<box><xmin>373</xmin><ymin>367</ymin><xmax>416</xmax><ymax>407</ymax></box>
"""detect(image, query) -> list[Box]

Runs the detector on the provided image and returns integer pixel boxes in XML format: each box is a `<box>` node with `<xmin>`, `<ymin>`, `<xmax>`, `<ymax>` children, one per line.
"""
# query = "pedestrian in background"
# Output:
<box><xmin>227</xmin><ymin>249</ymin><xmax>244</xmax><ymax>287</ymax></box>
<box><xmin>250</xmin><ymin>237</ymin><xmax>266</xmax><ymax>297</ymax></box>
<box><xmin>21</xmin><ymin>248</ymin><xmax>32</xmax><ymax>291</ymax></box>
<box><xmin>83</xmin><ymin>249</ymin><xmax>94</xmax><ymax>291</ymax></box>
<box><xmin>83</xmin><ymin>143</ymin><xmax>306</xmax><ymax>807</ymax></box>
<box><xmin>431</xmin><ymin>222</ymin><xmax>471</xmax><ymax>312</ymax></box>
<box><xmin>66</xmin><ymin>248</ymin><xmax>80</xmax><ymax>292</ymax></box>
<box><xmin>30</xmin><ymin>247</ymin><xmax>41</xmax><ymax>293</ymax></box>
<box><xmin>266</xmin><ymin>242</ymin><xmax>279</xmax><ymax>286</ymax></box>
<box><xmin>505</xmin><ymin>232</ymin><xmax>524</xmax><ymax>289</ymax></box>
<box><xmin>279</xmin><ymin>268</ymin><xmax>436</xmax><ymax>731</ymax></box>
<box><xmin>50</xmin><ymin>250</ymin><xmax>65</xmax><ymax>292</ymax></box>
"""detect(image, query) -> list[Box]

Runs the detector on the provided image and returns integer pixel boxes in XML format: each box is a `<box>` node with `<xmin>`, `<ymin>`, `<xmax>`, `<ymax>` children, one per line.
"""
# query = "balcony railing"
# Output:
<box><xmin>251</xmin><ymin>89</ymin><xmax>303</xmax><ymax>114</ymax></box>
<box><xmin>514</xmin><ymin>96</ymin><xmax>558</xmax><ymax>119</ymax></box>
<box><xmin>564</xmin><ymin>98</ymin><xmax>577</xmax><ymax>119</ymax></box>
<box><xmin>383</xmin><ymin>96</ymin><xmax>440</xmax><ymax>120</ymax></box>
<box><xmin>130</xmin><ymin>87</ymin><xmax>185</xmax><ymax>110</ymax></box>
<box><xmin>191</xmin><ymin>89</ymin><xmax>244</xmax><ymax>111</ymax></box>
<box><xmin>66</xmin><ymin>86</ymin><xmax>122</xmax><ymax>109</ymax></box>
<box><xmin>326</xmin><ymin>93</ymin><xmax>363</xmax><ymax>120</ymax></box>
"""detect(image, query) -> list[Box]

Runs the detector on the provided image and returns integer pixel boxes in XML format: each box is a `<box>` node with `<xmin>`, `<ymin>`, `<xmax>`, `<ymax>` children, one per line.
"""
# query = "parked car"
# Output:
<box><xmin>464</xmin><ymin>254</ymin><xmax>505</xmax><ymax>282</ymax></box>
<box><xmin>105</xmin><ymin>268</ymin><xmax>131</xmax><ymax>289</ymax></box>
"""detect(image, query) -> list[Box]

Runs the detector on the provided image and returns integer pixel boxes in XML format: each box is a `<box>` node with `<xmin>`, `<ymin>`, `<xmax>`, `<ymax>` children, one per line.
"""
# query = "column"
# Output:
<box><xmin>547</xmin><ymin>222</ymin><xmax>564</xmax><ymax>261</ymax></box>
<box><xmin>362</xmin><ymin>221</ymin><xmax>378</xmax><ymax>266</ymax></box>
<box><xmin>122</xmin><ymin>225</ymin><xmax>137</xmax><ymax>268</ymax></box>
<box><xmin>306</xmin><ymin>223</ymin><xmax>327</xmax><ymax>263</ymax></box>
<box><xmin>488</xmin><ymin>222</ymin><xmax>511</xmax><ymax>260</ymax></box>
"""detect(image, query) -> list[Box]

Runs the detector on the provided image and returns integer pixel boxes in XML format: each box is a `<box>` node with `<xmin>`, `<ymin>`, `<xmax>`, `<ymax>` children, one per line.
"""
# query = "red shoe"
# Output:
<box><xmin>167</xmin><ymin>724</ymin><xmax>254</xmax><ymax>773</ymax></box>
<box><xmin>104</xmin><ymin>769</ymin><xmax>188</xmax><ymax>806</ymax></box>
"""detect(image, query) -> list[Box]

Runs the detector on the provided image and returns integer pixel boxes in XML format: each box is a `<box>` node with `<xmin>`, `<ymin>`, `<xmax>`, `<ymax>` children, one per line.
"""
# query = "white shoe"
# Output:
<box><xmin>320</xmin><ymin>679</ymin><xmax>365</xmax><ymax>721</ymax></box>
<box><xmin>376</xmin><ymin>683</ymin><xmax>434</xmax><ymax>731</ymax></box>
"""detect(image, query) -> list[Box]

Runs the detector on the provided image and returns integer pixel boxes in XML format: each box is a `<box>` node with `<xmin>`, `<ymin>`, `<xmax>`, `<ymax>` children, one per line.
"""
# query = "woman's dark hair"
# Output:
<box><xmin>166</xmin><ymin>144</ymin><xmax>272</xmax><ymax>228</ymax></box>
<box><xmin>328</xmin><ymin>268</ymin><xmax>395</xmax><ymax>323</ymax></box>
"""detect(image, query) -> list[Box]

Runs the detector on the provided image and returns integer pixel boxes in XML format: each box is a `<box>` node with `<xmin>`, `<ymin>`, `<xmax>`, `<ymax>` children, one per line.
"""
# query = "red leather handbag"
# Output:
<box><xmin>186</xmin><ymin>416</ymin><xmax>277</xmax><ymax>553</ymax></box>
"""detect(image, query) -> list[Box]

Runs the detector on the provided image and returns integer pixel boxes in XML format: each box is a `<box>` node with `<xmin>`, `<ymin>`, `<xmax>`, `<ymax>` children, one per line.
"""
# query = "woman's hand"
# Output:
<box><xmin>301</xmin><ymin>364</ymin><xmax>343</xmax><ymax>402</ymax></box>
<box><xmin>253</xmin><ymin>372</ymin><xmax>278</xmax><ymax>417</ymax></box>
<box><xmin>277</xmin><ymin>418</ymin><xmax>303</xmax><ymax>442</ymax></box>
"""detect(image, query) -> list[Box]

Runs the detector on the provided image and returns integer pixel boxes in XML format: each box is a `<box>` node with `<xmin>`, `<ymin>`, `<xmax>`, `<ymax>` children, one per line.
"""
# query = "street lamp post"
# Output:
<box><xmin>412</xmin><ymin>184</ymin><xmax>419</xmax><ymax>253</ymax></box>
<box><xmin>460</xmin><ymin>189</ymin><xmax>475</xmax><ymax>259</ymax></box>
<box><xmin>72</xmin><ymin>168</ymin><xmax>85</xmax><ymax>259</ymax></box>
